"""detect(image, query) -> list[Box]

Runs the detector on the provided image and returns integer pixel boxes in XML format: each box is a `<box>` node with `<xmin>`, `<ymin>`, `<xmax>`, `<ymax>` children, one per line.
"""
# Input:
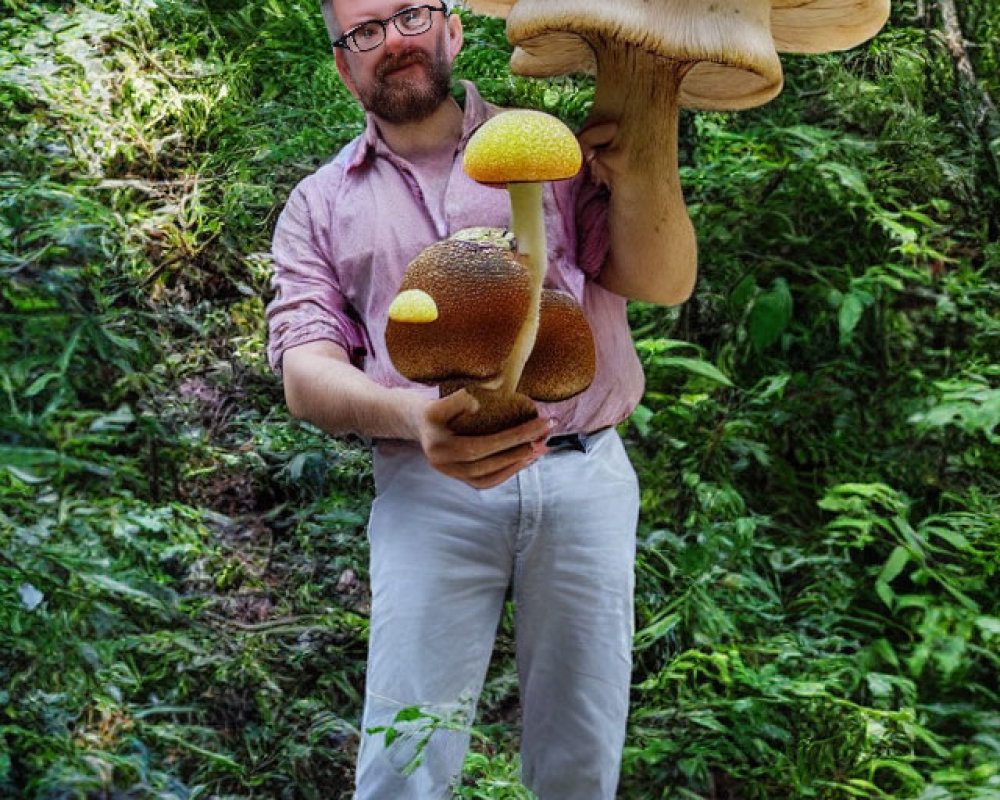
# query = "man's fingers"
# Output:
<box><xmin>458</xmin><ymin>441</ymin><xmax>540</xmax><ymax>480</ymax></box>
<box><xmin>463</xmin><ymin>414</ymin><xmax>552</xmax><ymax>460</ymax></box>
<box><xmin>578</xmin><ymin>120</ymin><xmax>618</xmax><ymax>151</ymax></box>
<box><xmin>424</xmin><ymin>389</ymin><xmax>479</xmax><ymax>427</ymax></box>
<box><xmin>423</xmin><ymin>394</ymin><xmax>553</xmax><ymax>463</ymax></box>
<box><xmin>427</xmin><ymin>412</ymin><xmax>555</xmax><ymax>487</ymax></box>
<box><xmin>463</xmin><ymin>457</ymin><xmax>538</xmax><ymax>490</ymax></box>
<box><xmin>420</xmin><ymin>393</ymin><xmax>556</xmax><ymax>490</ymax></box>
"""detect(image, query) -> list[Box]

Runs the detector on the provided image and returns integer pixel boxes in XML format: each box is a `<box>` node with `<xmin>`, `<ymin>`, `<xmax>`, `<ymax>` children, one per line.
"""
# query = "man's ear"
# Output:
<box><xmin>446</xmin><ymin>13</ymin><xmax>463</xmax><ymax>63</ymax></box>
<box><xmin>334</xmin><ymin>48</ymin><xmax>360</xmax><ymax>101</ymax></box>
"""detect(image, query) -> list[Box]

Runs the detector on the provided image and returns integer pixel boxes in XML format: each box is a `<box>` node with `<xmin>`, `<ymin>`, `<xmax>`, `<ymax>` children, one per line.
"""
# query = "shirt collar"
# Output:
<box><xmin>345</xmin><ymin>80</ymin><xmax>496</xmax><ymax>172</ymax></box>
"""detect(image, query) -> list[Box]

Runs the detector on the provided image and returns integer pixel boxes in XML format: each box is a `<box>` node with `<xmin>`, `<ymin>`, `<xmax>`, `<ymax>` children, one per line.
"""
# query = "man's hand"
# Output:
<box><xmin>416</xmin><ymin>390</ymin><xmax>553</xmax><ymax>490</ymax></box>
<box><xmin>281</xmin><ymin>343</ymin><xmax>552</xmax><ymax>490</ymax></box>
<box><xmin>578</xmin><ymin>120</ymin><xmax>622</xmax><ymax>189</ymax></box>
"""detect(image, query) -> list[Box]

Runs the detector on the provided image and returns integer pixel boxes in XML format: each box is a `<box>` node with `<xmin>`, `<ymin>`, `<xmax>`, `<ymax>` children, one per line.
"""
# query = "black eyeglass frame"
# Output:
<box><xmin>332</xmin><ymin>3</ymin><xmax>449</xmax><ymax>53</ymax></box>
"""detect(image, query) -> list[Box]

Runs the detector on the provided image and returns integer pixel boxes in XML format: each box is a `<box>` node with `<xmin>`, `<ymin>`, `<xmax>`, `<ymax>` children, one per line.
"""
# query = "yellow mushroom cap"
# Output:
<box><xmin>463</xmin><ymin>109</ymin><xmax>582</xmax><ymax>185</ymax></box>
<box><xmin>388</xmin><ymin>289</ymin><xmax>439</xmax><ymax>323</ymax></box>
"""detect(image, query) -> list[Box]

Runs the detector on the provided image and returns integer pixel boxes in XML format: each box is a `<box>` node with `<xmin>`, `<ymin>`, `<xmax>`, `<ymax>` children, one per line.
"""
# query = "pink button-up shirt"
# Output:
<box><xmin>266</xmin><ymin>81</ymin><xmax>644</xmax><ymax>436</ymax></box>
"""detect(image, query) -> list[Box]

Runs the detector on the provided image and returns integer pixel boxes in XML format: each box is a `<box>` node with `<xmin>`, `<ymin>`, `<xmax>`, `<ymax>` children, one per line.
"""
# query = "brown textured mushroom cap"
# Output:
<box><xmin>464</xmin><ymin>109</ymin><xmax>582</xmax><ymax>184</ymax></box>
<box><xmin>517</xmin><ymin>290</ymin><xmax>595</xmax><ymax>402</ymax></box>
<box><xmin>385</xmin><ymin>236</ymin><xmax>531</xmax><ymax>384</ymax></box>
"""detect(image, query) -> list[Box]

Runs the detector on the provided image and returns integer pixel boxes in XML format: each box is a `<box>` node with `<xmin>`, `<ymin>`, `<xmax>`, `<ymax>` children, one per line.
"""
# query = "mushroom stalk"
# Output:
<box><xmin>498</xmin><ymin>181</ymin><xmax>547</xmax><ymax>392</ymax></box>
<box><xmin>462</xmin><ymin>108</ymin><xmax>581</xmax><ymax>417</ymax></box>
<box><xmin>588</xmin><ymin>44</ymin><xmax>697</xmax><ymax>301</ymax></box>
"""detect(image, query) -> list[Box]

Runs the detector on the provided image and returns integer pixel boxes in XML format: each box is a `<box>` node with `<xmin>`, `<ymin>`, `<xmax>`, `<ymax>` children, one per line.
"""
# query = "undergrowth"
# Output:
<box><xmin>1</xmin><ymin>0</ymin><xmax>997</xmax><ymax>797</ymax></box>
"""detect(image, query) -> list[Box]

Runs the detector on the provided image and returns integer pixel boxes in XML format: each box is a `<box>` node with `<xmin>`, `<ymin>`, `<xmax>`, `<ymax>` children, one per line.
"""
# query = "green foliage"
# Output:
<box><xmin>459</xmin><ymin>751</ymin><xmax>537</xmax><ymax>799</ymax></box>
<box><xmin>620</xmin><ymin>10</ymin><xmax>998</xmax><ymax>795</ymax></box>
<box><xmin>1</xmin><ymin>0</ymin><xmax>998</xmax><ymax>797</ymax></box>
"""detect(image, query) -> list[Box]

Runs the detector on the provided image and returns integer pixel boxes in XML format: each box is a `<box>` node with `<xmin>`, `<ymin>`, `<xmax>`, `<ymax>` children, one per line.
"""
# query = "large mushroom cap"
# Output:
<box><xmin>517</xmin><ymin>290</ymin><xmax>595</xmax><ymax>402</ymax></box>
<box><xmin>466</xmin><ymin>0</ymin><xmax>890</xmax><ymax>111</ymax></box>
<box><xmin>510</xmin><ymin>1</ymin><xmax>785</xmax><ymax>112</ymax></box>
<box><xmin>473</xmin><ymin>0</ymin><xmax>785</xmax><ymax>111</ymax></box>
<box><xmin>385</xmin><ymin>234</ymin><xmax>531</xmax><ymax>385</ymax></box>
<box><xmin>464</xmin><ymin>108</ymin><xmax>582</xmax><ymax>184</ymax></box>
<box><xmin>771</xmin><ymin>0</ymin><xmax>891</xmax><ymax>53</ymax></box>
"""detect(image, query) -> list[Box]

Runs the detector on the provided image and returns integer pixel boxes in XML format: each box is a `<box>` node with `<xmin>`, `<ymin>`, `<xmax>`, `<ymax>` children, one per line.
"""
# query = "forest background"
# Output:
<box><xmin>1</xmin><ymin>0</ymin><xmax>998</xmax><ymax>797</ymax></box>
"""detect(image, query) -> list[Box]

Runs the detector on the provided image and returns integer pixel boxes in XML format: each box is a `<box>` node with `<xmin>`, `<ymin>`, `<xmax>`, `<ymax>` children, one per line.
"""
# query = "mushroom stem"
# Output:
<box><xmin>498</xmin><ymin>181</ymin><xmax>547</xmax><ymax>392</ymax></box>
<box><xmin>588</xmin><ymin>44</ymin><xmax>698</xmax><ymax>301</ymax></box>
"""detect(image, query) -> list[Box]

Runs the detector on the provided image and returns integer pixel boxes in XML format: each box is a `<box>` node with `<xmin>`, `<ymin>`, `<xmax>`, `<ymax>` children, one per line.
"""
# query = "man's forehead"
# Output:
<box><xmin>333</xmin><ymin>0</ymin><xmax>423</xmax><ymax>26</ymax></box>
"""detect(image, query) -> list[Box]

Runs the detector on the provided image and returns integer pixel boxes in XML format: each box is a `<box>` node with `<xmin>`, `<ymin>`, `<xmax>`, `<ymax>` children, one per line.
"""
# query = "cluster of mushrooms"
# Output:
<box><xmin>387</xmin><ymin>110</ymin><xmax>592</xmax><ymax>434</ymax></box>
<box><xmin>386</xmin><ymin>0</ymin><xmax>891</xmax><ymax>435</ymax></box>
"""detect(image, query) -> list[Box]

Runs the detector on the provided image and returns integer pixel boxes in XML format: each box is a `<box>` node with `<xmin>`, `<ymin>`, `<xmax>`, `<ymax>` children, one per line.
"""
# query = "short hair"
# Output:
<box><xmin>319</xmin><ymin>0</ymin><xmax>340</xmax><ymax>42</ymax></box>
<box><xmin>320</xmin><ymin>0</ymin><xmax>453</xmax><ymax>43</ymax></box>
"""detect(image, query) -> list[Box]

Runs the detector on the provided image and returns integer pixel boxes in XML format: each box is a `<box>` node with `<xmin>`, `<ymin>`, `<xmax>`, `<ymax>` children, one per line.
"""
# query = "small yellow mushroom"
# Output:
<box><xmin>388</xmin><ymin>289</ymin><xmax>439</xmax><ymax>323</ymax></box>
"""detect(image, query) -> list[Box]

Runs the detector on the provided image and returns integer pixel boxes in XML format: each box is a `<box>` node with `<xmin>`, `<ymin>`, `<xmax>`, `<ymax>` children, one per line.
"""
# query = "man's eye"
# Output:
<box><xmin>398</xmin><ymin>9</ymin><xmax>424</xmax><ymax>29</ymax></box>
<box><xmin>355</xmin><ymin>23</ymin><xmax>381</xmax><ymax>41</ymax></box>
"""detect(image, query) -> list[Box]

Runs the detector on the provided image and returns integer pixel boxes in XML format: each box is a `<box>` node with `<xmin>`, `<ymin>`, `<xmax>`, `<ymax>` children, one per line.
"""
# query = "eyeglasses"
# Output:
<box><xmin>332</xmin><ymin>4</ymin><xmax>448</xmax><ymax>54</ymax></box>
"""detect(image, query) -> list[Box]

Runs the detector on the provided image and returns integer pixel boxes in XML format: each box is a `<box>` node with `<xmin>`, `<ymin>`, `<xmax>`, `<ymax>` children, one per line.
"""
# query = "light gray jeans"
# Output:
<box><xmin>354</xmin><ymin>427</ymin><xmax>640</xmax><ymax>800</ymax></box>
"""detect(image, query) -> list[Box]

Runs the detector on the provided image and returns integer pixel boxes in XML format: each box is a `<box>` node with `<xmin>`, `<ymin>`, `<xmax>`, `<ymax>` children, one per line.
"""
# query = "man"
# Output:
<box><xmin>266</xmin><ymin>1</ymin><xmax>696</xmax><ymax>797</ymax></box>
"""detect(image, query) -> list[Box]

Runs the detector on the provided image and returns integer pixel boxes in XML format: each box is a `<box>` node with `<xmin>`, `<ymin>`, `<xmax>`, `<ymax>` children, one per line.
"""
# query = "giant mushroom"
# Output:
<box><xmin>464</xmin><ymin>0</ymin><xmax>891</xmax><ymax>288</ymax></box>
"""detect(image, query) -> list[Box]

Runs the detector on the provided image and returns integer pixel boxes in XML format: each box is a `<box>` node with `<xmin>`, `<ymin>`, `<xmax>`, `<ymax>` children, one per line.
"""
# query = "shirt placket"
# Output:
<box><xmin>381</xmin><ymin>148</ymin><xmax>453</xmax><ymax>241</ymax></box>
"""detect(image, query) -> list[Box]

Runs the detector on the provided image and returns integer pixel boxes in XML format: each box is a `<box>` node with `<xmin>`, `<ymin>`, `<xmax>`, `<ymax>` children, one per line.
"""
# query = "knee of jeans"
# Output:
<box><xmin>361</xmin><ymin>692</ymin><xmax>476</xmax><ymax>778</ymax></box>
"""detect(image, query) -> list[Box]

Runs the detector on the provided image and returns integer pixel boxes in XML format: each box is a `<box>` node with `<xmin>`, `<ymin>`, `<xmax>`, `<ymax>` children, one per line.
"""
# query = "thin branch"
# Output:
<box><xmin>937</xmin><ymin>0</ymin><xmax>998</xmax><ymax>127</ymax></box>
<box><xmin>104</xmin><ymin>34</ymin><xmax>222</xmax><ymax>83</ymax></box>
<box><xmin>95</xmin><ymin>178</ymin><xmax>195</xmax><ymax>193</ymax></box>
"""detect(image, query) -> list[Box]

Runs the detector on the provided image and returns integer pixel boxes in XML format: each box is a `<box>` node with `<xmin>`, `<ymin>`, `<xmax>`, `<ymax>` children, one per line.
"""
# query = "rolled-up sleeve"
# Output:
<box><xmin>266</xmin><ymin>182</ymin><xmax>366</xmax><ymax>375</ymax></box>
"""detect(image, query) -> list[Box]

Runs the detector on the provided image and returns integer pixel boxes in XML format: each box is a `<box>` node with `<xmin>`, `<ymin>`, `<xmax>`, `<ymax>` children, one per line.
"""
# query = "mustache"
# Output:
<box><xmin>376</xmin><ymin>50</ymin><xmax>432</xmax><ymax>80</ymax></box>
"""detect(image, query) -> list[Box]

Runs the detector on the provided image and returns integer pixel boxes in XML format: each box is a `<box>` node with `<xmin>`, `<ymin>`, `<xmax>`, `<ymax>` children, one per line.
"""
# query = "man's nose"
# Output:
<box><xmin>383</xmin><ymin>21</ymin><xmax>410</xmax><ymax>52</ymax></box>
<box><xmin>385</xmin><ymin>22</ymin><xmax>406</xmax><ymax>50</ymax></box>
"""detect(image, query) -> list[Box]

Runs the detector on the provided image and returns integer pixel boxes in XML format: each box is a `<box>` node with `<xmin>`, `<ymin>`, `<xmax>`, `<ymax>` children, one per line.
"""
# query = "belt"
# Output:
<box><xmin>546</xmin><ymin>427</ymin><xmax>609</xmax><ymax>453</ymax></box>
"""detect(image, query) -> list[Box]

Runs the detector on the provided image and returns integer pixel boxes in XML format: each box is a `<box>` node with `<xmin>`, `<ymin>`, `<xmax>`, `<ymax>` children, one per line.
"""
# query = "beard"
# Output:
<box><xmin>356</xmin><ymin>42</ymin><xmax>453</xmax><ymax>125</ymax></box>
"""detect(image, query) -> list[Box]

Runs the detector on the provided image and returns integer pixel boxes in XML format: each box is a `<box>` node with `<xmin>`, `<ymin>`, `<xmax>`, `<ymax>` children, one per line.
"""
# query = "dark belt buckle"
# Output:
<box><xmin>546</xmin><ymin>432</ymin><xmax>587</xmax><ymax>453</ymax></box>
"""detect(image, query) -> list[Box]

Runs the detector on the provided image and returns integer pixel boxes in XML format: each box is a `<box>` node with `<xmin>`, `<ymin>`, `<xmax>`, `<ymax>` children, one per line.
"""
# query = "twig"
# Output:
<box><xmin>936</xmin><ymin>0</ymin><xmax>999</xmax><ymax>127</ymax></box>
<box><xmin>140</xmin><ymin>230</ymin><xmax>222</xmax><ymax>286</ymax></box>
<box><xmin>95</xmin><ymin>178</ymin><xmax>194</xmax><ymax>193</ymax></box>
<box><xmin>201</xmin><ymin>611</ymin><xmax>327</xmax><ymax>633</ymax></box>
<box><xmin>139</xmin><ymin>252</ymin><xmax>187</xmax><ymax>286</ymax></box>
<box><xmin>104</xmin><ymin>34</ymin><xmax>222</xmax><ymax>82</ymax></box>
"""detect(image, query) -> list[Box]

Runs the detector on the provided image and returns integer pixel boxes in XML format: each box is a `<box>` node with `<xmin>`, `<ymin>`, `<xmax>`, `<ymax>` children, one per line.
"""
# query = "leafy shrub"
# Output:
<box><xmin>1</xmin><ymin>0</ymin><xmax>997</xmax><ymax>798</ymax></box>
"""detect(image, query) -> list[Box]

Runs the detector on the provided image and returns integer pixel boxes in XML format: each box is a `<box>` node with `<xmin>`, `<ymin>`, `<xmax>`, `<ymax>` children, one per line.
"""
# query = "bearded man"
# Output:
<box><xmin>265</xmin><ymin>1</ymin><xmax>696</xmax><ymax>797</ymax></box>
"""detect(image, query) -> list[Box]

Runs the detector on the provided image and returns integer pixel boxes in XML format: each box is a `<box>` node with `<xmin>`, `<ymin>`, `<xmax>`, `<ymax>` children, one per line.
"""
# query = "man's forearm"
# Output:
<box><xmin>279</xmin><ymin>340</ymin><xmax>557</xmax><ymax>490</ymax></box>
<box><xmin>281</xmin><ymin>341</ymin><xmax>427</xmax><ymax>440</ymax></box>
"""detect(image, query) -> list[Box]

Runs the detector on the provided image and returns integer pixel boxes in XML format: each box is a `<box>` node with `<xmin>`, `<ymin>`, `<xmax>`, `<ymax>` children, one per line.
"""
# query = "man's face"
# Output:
<box><xmin>331</xmin><ymin>1</ymin><xmax>460</xmax><ymax>125</ymax></box>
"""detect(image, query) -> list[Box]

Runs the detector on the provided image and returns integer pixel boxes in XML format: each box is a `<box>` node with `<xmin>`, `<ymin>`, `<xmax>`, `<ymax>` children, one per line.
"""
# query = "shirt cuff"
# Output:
<box><xmin>267</xmin><ymin>310</ymin><xmax>367</xmax><ymax>376</ymax></box>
